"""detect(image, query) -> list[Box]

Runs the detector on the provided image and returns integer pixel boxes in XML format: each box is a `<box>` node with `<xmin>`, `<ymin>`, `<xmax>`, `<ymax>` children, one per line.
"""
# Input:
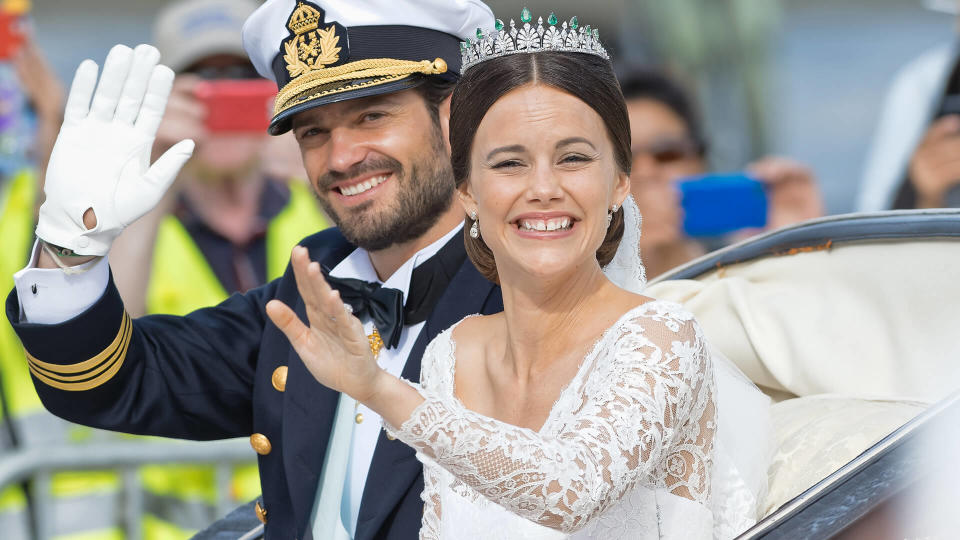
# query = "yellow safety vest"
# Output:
<box><xmin>0</xmin><ymin>174</ymin><xmax>333</xmax><ymax>539</ymax></box>
<box><xmin>0</xmin><ymin>171</ymin><xmax>39</xmax><ymax>434</ymax></box>
<box><xmin>147</xmin><ymin>180</ymin><xmax>329</xmax><ymax>316</ymax></box>
<box><xmin>140</xmin><ymin>180</ymin><xmax>329</xmax><ymax>537</ymax></box>
<box><xmin>0</xmin><ymin>171</ymin><xmax>38</xmax><ymax>539</ymax></box>
<box><xmin>0</xmin><ymin>171</ymin><xmax>127</xmax><ymax>540</ymax></box>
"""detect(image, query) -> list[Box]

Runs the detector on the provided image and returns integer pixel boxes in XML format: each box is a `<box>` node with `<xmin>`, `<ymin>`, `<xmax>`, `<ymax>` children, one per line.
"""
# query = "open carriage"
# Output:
<box><xmin>646</xmin><ymin>208</ymin><xmax>960</xmax><ymax>538</ymax></box>
<box><xmin>15</xmin><ymin>209</ymin><xmax>945</xmax><ymax>540</ymax></box>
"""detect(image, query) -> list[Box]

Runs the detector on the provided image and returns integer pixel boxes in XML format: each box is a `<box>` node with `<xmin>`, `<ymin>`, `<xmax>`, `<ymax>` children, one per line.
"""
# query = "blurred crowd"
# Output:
<box><xmin>1</xmin><ymin>0</ymin><xmax>959</xmax><ymax>538</ymax></box>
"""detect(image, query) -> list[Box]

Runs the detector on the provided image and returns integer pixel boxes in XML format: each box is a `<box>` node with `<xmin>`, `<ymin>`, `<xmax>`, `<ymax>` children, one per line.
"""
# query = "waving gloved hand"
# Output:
<box><xmin>36</xmin><ymin>44</ymin><xmax>195</xmax><ymax>256</ymax></box>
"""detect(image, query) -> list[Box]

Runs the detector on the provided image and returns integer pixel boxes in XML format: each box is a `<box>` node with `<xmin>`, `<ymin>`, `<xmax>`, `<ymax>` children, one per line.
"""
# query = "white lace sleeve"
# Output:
<box><xmin>413</xmin><ymin>336</ymin><xmax>447</xmax><ymax>540</ymax></box>
<box><xmin>419</xmin><ymin>459</ymin><xmax>442</xmax><ymax>540</ymax></box>
<box><xmin>391</xmin><ymin>308</ymin><xmax>716</xmax><ymax>533</ymax></box>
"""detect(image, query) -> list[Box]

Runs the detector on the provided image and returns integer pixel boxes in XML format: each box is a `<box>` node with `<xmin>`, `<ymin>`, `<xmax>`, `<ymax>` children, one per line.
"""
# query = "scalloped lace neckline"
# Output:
<box><xmin>443</xmin><ymin>299</ymin><xmax>673</xmax><ymax>434</ymax></box>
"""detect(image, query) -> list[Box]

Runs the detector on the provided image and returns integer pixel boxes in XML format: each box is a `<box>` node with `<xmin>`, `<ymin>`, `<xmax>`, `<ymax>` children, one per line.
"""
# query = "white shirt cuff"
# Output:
<box><xmin>14</xmin><ymin>241</ymin><xmax>111</xmax><ymax>324</ymax></box>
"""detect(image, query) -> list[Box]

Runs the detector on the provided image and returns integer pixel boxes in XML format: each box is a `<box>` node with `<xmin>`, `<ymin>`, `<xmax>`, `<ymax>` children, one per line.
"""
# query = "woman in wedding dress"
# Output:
<box><xmin>267</xmin><ymin>12</ymin><xmax>771</xmax><ymax>540</ymax></box>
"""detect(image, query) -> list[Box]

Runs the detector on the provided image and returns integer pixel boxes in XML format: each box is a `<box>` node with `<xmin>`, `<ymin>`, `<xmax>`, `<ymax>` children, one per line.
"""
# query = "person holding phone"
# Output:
<box><xmin>858</xmin><ymin>1</ymin><xmax>960</xmax><ymax>211</ymax></box>
<box><xmin>110</xmin><ymin>0</ymin><xmax>331</xmax><ymax>320</ymax></box>
<box><xmin>620</xmin><ymin>69</ymin><xmax>824</xmax><ymax>278</ymax></box>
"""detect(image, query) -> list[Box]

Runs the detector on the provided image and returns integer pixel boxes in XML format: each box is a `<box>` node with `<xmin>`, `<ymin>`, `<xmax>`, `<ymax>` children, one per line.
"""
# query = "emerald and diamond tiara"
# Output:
<box><xmin>460</xmin><ymin>8</ymin><xmax>609</xmax><ymax>73</ymax></box>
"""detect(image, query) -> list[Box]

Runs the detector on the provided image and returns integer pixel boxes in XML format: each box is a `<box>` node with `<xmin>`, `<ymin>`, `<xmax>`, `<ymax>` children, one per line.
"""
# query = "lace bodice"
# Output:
<box><xmin>386</xmin><ymin>300</ymin><xmax>717</xmax><ymax>538</ymax></box>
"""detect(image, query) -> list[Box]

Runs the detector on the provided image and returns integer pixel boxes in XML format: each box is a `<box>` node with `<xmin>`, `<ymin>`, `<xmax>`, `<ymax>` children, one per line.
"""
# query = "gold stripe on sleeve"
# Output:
<box><xmin>28</xmin><ymin>319</ymin><xmax>129</xmax><ymax>382</ymax></box>
<box><xmin>26</xmin><ymin>313</ymin><xmax>133</xmax><ymax>391</ymax></box>
<box><xmin>26</xmin><ymin>312</ymin><xmax>130</xmax><ymax>374</ymax></box>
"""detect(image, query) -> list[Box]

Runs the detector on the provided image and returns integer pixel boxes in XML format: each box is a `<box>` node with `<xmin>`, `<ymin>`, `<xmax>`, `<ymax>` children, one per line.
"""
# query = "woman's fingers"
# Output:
<box><xmin>286</xmin><ymin>246</ymin><xmax>367</xmax><ymax>356</ymax></box>
<box><xmin>339</xmin><ymin>307</ymin><xmax>367</xmax><ymax>346</ymax></box>
<box><xmin>265</xmin><ymin>299</ymin><xmax>312</xmax><ymax>354</ymax></box>
<box><xmin>307</xmin><ymin>260</ymin><xmax>342</xmax><ymax>317</ymax></box>
<box><xmin>291</xmin><ymin>246</ymin><xmax>326</xmax><ymax>302</ymax></box>
<box><xmin>325</xmin><ymin>289</ymin><xmax>359</xmax><ymax>340</ymax></box>
<box><xmin>292</xmin><ymin>246</ymin><xmax>343</xmax><ymax>321</ymax></box>
<box><xmin>290</xmin><ymin>247</ymin><xmax>327</xmax><ymax>326</ymax></box>
<box><xmin>291</xmin><ymin>246</ymin><xmax>349</xmax><ymax>337</ymax></box>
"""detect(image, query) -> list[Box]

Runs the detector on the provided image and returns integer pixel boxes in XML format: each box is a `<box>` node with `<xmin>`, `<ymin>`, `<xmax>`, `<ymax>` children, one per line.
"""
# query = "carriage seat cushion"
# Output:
<box><xmin>762</xmin><ymin>394</ymin><xmax>927</xmax><ymax>517</ymax></box>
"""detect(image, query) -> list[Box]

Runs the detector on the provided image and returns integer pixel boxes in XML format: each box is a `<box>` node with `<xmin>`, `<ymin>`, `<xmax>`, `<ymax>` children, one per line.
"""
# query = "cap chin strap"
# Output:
<box><xmin>274</xmin><ymin>57</ymin><xmax>448</xmax><ymax>117</ymax></box>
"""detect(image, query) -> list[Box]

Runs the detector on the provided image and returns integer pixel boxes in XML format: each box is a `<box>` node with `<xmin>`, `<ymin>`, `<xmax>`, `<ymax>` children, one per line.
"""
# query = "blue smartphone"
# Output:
<box><xmin>676</xmin><ymin>173</ymin><xmax>768</xmax><ymax>237</ymax></box>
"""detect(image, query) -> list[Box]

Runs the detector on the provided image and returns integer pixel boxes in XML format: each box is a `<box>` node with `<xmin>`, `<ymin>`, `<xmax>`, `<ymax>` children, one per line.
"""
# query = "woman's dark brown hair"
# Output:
<box><xmin>449</xmin><ymin>51</ymin><xmax>632</xmax><ymax>284</ymax></box>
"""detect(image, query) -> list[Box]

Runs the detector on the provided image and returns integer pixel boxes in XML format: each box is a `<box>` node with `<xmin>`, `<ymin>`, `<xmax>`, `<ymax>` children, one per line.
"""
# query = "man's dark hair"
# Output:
<box><xmin>618</xmin><ymin>69</ymin><xmax>707</xmax><ymax>156</ymax></box>
<box><xmin>448</xmin><ymin>51</ymin><xmax>629</xmax><ymax>284</ymax></box>
<box><xmin>416</xmin><ymin>77</ymin><xmax>456</xmax><ymax>126</ymax></box>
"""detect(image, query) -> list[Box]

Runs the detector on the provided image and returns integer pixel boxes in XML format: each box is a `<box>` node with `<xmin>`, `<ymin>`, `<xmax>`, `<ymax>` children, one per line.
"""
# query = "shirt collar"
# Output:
<box><xmin>328</xmin><ymin>224</ymin><xmax>463</xmax><ymax>307</ymax></box>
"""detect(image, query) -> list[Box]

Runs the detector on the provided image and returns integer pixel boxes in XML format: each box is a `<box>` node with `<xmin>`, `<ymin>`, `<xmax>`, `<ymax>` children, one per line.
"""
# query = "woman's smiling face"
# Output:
<box><xmin>460</xmin><ymin>83</ymin><xmax>629</xmax><ymax>283</ymax></box>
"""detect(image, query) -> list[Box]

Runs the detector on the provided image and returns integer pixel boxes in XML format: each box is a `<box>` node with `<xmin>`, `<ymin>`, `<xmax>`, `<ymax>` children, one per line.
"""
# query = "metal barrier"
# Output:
<box><xmin>0</xmin><ymin>438</ymin><xmax>255</xmax><ymax>540</ymax></box>
<box><xmin>192</xmin><ymin>500</ymin><xmax>263</xmax><ymax>540</ymax></box>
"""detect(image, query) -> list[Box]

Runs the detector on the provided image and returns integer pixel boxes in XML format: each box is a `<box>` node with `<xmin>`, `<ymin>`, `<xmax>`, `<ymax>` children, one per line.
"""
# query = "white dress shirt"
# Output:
<box><xmin>327</xmin><ymin>224</ymin><xmax>460</xmax><ymax>536</ymax></box>
<box><xmin>13</xmin><ymin>224</ymin><xmax>463</xmax><ymax>536</ymax></box>
<box><xmin>14</xmin><ymin>241</ymin><xmax>110</xmax><ymax>324</ymax></box>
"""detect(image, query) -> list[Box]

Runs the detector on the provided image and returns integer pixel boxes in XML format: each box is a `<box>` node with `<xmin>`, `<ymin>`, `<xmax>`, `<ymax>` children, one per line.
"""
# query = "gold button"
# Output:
<box><xmin>249</xmin><ymin>433</ymin><xmax>272</xmax><ymax>455</ymax></box>
<box><xmin>355</xmin><ymin>413</ymin><xmax>364</xmax><ymax>424</ymax></box>
<box><xmin>271</xmin><ymin>366</ymin><xmax>288</xmax><ymax>392</ymax></box>
<box><xmin>255</xmin><ymin>500</ymin><xmax>267</xmax><ymax>524</ymax></box>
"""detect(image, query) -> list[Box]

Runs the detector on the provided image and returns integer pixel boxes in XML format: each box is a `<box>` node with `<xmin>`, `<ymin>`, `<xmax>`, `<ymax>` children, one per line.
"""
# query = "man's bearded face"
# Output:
<box><xmin>294</xmin><ymin>89</ymin><xmax>454</xmax><ymax>252</ymax></box>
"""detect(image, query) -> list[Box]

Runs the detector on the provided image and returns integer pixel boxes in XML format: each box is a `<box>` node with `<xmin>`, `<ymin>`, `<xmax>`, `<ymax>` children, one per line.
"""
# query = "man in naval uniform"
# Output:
<box><xmin>4</xmin><ymin>1</ymin><xmax>497</xmax><ymax>538</ymax></box>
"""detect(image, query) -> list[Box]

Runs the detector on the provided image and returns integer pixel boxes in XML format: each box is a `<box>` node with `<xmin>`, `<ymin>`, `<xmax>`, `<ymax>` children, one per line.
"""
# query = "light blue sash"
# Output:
<box><xmin>310</xmin><ymin>393</ymin><xmax>356</xmax><ymax>540</ymax></box>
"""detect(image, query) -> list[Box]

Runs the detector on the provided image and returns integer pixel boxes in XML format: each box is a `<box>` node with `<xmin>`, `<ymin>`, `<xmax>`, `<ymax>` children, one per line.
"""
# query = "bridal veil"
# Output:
<box><xmin>604</xmin><ymin>196</ymin><xmax>773</xmax><ymax>538</ymax></box>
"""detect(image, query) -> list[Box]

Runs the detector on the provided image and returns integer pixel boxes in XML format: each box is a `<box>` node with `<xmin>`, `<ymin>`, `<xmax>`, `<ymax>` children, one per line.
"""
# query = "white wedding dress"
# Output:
<box><xmin>386</xmin><ymin>198</ymin><xmax>771</xmax><ymax>539</ymax></box>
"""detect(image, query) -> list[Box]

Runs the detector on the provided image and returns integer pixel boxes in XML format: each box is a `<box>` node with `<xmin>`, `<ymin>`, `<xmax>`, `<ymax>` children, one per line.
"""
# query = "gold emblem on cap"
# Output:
<box><xmin>284</xmin><ymin>2</ymin><xmax>341</xmax><ymax>77</ymax></box>
<box><xmin>272</xmin><ymin>3</ymin><xmax>453</xmax><ymax>128</ymax></box>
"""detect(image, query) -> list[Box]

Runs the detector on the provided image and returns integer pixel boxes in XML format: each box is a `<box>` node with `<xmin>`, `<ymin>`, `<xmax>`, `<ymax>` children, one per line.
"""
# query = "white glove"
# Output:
<box><xmin>36</xmin><ymin>44</ymin><xmax>195</xmax><ymax>256</ymax></box>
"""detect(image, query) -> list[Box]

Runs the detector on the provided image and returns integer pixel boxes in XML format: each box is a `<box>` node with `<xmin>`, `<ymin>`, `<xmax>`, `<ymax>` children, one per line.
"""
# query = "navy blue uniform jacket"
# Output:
<box><xmin>5</xmin><ymin>228</ymin><xmax>503</xmax><ymax>540</ymax></box>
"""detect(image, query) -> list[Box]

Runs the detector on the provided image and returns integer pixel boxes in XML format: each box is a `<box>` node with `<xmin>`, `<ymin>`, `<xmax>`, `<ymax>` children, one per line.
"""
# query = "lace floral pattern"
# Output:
<box><xmin>387</xmin><ymin>300</ymin><xmax>716</xmax><ymax>537</ymax></box>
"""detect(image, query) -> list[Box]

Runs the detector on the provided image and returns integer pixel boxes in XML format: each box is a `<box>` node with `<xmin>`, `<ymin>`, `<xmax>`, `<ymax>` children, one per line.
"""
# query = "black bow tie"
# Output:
<box><xmin>324</xmin><ymin>275</ymin><xmax>405</xmax><ymax>349</ymax></box>
<box><xmin>323</xmin><ymin>231</ymin><xmax>467</xmax><ymax>350</ymax></box>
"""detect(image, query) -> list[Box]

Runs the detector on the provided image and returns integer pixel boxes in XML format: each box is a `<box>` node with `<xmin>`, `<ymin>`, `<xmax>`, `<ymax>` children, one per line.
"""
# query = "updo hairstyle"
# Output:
<box><xmin>449</xmin><ymin>51</ymin><xmax>632</xmax><ymax>284</ymax></box>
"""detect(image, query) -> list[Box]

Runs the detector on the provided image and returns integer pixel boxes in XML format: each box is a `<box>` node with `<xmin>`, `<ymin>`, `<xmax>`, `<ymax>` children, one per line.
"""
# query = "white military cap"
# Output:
<box><xmin>242</xmin><ymin>0</ymin><xmax>494</xmax><ymax>134</ymax></box>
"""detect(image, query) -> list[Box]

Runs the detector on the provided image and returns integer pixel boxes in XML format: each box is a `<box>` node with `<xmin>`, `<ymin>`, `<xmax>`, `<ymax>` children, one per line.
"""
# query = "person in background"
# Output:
<box><xmin>111</xmin><ymin>0</ymin><xmax>330</xmax><ymax>318</ymax></box>
<box><xmin>7</xmin><ymin>42</ymin><xmax>62</xmax><ymax>197</ymax></box>
<box><xmin>621</xmin><ymin>69</ymin><xmax>824</xmax><ymax>279</ymax></box>
<box><xmin>1</xmin><ymin>33</ymin><xmax>147</xmax><ymax>540</ymax></box>
<box><xmin>858</xmin><ymin>2</ymin><xmax>960</xmax><ymax>211</ymax></box>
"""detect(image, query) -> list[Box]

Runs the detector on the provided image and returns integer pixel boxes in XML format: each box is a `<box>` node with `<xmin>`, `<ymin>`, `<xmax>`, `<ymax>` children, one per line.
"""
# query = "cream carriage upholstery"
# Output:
<box><xmin>645</xmin><ymin>210</ymin><xmax>960</xmax><ymax>516</ymax></box>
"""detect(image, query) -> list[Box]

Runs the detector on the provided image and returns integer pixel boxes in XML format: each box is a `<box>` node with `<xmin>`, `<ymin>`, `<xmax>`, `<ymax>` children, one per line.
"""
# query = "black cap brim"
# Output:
<box><xmin>268</xmin><ymin>73</ymin><xmax>429</xmax><ymax>135</ymax></box>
